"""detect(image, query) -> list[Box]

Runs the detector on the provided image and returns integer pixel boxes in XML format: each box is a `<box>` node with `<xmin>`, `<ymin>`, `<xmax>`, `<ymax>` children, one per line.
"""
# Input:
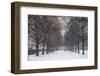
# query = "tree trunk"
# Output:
<box><xmin>78</xmin><ymin>39</ymin><xmax>80</xmax><ymax>54</ymax></box>
<box><xmin>36</xmin><ymin>38</ymin><xmax>39</xmax><ymax>56</ymax></box>
<box><xmin>42</xmin><ymin>42</ymin><xmax>45</xmax><ymax>55</ymax></box>
<box><xmin>82</xmin><ymin>38</ymin><xmax>84</xmax><ymax>55</ymax></box>
<box><xmin>46</xmin><ymin>43</ymin><xmax>50</xmax><ymax>54</ymax></box>
<box><xmin>36</xmin><ymin>44</ymin><xmax>39</xmax><ymax>56</ymax></box>
<box><xmin>82</xmin><ymin>30</ymin><xmax>85</xmax><ymax>55</ymax></box>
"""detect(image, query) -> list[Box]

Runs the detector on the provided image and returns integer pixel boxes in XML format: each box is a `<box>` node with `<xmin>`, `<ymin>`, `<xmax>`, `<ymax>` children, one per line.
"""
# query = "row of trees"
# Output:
<box><xmin>28</xmin><ymin>15</ymin><xmax>62</xmax><ymax>56</ymax></box>
<box><xmin>64</xmin><ymin>17</ymin><xmax>88</xmax><ymax>55</ymax></box>
<box><xmin>28</xmin><ymin>15</ymin><xmax>88</xmax><ymax>56</ymax></box>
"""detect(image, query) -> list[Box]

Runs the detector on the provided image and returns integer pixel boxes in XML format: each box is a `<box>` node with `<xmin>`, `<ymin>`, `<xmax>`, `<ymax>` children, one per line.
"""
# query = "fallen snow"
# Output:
<box><xmin>28</xmin><ymin>50</ymin><xmax>88</xmax><ymax>61</ymax></box>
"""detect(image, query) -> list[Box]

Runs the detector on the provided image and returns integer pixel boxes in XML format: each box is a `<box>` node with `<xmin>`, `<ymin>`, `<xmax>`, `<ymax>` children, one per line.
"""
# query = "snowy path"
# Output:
<box><xmin>28</xmin><ymin>50</ymin><xmax>88</xmax><ymax>61</ymax></box>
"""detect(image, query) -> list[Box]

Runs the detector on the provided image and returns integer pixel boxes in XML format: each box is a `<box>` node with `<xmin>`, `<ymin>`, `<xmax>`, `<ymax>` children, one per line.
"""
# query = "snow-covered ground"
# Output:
<box><xmin>28</xmin><ymin>50</ymin><xmax>88</xmax><ymax>61</ymax></box>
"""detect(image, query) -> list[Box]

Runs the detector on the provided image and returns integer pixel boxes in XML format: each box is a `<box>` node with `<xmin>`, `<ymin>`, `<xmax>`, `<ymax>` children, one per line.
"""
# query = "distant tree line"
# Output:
<box><xmin>64</xmin><ymin>17</ymin><xmax>88</xmax><ymax>55</ymax></box>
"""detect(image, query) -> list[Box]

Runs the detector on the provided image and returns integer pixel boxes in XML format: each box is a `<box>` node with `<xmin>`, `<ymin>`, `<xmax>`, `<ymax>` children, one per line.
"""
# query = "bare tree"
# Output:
<box><xmin>64</xmin><ymin>17</ymin><xmax>88</xmax><ymax>54</ymax></box>
<box><xmin>28</xmin><ymin>15</ymin><xmax>62</xmax><ymax>56</ymax></box>
<box><xmin>28</xmin><ymin>15</ymin><xmax>46</xmax><ymax>56</ymax></box>
<box><xmin>79</xmin><ymin>17</ymin><xmax>88</xmax><ymax>55</ymax></box>
<box><xmin>64</xmin><ymin>17</ymin><xmax>80</xmax><ymax>52</ymax></box>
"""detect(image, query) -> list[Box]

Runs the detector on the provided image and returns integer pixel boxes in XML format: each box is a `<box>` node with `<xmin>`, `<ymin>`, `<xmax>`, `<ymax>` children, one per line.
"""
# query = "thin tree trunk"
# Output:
<box><xmin>36</xmin><ymin>44</ymin><xmax>39</xmax><ymax>56</ymax></box>
<box><xmin>82</xmin><ymin>30</ymin><xmax>85</xmax><ymax>55</ymax></box>
<box><xmin>82</xmin><ymin>38</ymin><xmax>84</xmax><ymax>55</ymax></box>
<box><xmin>78</xmin><ymin>39</ymin><xmax>80</xmax><ymax>54</ymax></box>
<box><xmin>36</xmin><ymin>38</ymin><xmax>39</xmax><ymax>56</ymax></box>
<box><xmin>46</xmin><ymin>43</ymin><xmax>49</xmax><ymax>54</ymax></box>
<box><xmin>46</xmin><ymin>43</ymin><xmax>50</xmax><ymax>54</ymax></box>
<box><xmin>42</xmin><ymin>42</ymin><xmax>45</xmax><ymax>55</ymax></box>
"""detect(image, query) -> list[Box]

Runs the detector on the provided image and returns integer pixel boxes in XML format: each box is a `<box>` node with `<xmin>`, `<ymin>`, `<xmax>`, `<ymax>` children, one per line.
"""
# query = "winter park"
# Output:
<box><xmin>28</xmin><ymin>15</ymin><xmax>88</xmax><ymax>61</ymax></box>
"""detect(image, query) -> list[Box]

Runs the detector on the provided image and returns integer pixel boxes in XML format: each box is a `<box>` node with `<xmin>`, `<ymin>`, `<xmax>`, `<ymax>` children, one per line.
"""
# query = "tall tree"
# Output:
<box><xmin>79</xmin><ymin>17</ymin><xmax>88</xmax><ymax>55</ymax></box>
<box><xmin>64</xmin><ymin>17</ymin><xmax>88</xmax><ymax>54</ymax></box>
<box><xmin>28</xmin><ymin>15</ymin><xmax>61</xmax><ymax>56</ymax></box>
<box><xmin>64</xmin><ymin>17</ymin><xmax>81</xmax><ymax>52</ymax></box>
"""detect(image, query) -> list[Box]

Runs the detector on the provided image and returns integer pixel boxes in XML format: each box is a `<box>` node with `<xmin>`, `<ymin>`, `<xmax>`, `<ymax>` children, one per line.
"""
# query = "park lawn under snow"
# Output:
<box><xmin>28</xmin><ymin>50</ymin><xmax>88</xmax><ymax>61</ymax></box>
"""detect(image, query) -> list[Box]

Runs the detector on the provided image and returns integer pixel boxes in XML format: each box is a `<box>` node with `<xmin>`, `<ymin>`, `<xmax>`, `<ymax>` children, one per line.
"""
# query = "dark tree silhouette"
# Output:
<box><xmin>64</xmin><ymin>17</ymin><xmax>88</xmax><ymax>54</ymax></box>
<box><xmin>79</xmin><ymin>17</ymin><xmax>88</xmax><ymax>55</ymax></box>
<box><xmin>28</xmin><ymin>15</ymin><xmax>62</xmax><ymax>56</ymax></box>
